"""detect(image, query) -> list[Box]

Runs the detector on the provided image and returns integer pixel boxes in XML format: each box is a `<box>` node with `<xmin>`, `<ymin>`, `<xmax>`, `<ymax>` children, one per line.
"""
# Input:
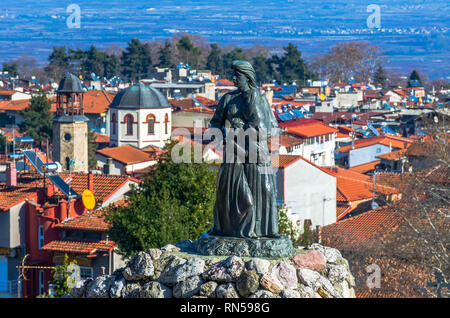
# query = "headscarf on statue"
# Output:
<box><xmin>231</xmin><ymin>60</ymin><xmax>279</xmax><ymax>137</ymax></box>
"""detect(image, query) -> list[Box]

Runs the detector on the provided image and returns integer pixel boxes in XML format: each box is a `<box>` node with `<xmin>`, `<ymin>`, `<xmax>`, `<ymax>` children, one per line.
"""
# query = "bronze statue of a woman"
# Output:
<box><xmin>208</xmin><ymin>60</ymin><xmax>280</xmax><ymax>239</ymax></box>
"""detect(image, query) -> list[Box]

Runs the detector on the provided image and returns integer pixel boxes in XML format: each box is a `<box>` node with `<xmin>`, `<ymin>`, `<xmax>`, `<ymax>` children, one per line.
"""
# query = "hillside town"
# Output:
<box><xmin>0</xmin><ymin>44</ymin><xmax>449</xmax><ymax>299</ymax></box>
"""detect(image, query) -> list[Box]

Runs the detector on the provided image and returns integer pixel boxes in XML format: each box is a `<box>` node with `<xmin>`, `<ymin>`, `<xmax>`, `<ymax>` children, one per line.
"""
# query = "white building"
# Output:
<box><xmin>335</xmin><ymin>91</ymin><xmax>363</xmax><ymax>109</ymax></box>
<box><xmin>108</xmin><ymin>83</ymin><xmax>172</xmax><ymax>149</ymax></box>
<box><xmin>273</xmin><ymin>155</ymin><xmax>337</xmax><ymax>230</ymax></box>
<box><xmin>281</xmin><ymin>120</ymin><xmax>338</xmax><ymax>166</ymax></box>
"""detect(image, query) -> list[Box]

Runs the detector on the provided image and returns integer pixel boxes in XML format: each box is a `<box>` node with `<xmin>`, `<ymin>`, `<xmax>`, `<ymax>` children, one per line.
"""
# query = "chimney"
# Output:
<box><xmin>88</xmin><ymin>170</ymin><xmax>94</xmax><ymax>193</ymax></box>
<box><xmin>6</xmin><ymin>161</ymin><xmax>17</xmax><ymax>187</ymax></box>
<box><xmin>104</xmin><ymin>157</ymin><xmax>114</xmax><ymax>175</ymax></box>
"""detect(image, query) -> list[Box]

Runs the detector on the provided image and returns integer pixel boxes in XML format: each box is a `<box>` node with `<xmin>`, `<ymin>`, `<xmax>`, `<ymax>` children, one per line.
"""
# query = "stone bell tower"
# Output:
<box><xmin>52</xmin><ymin>74</ymin><xmax>89</xmax><ymax>173</ymax></box>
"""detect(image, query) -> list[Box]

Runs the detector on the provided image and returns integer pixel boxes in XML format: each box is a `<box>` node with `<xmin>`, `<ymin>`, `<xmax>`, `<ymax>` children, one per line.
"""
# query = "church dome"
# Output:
<box><xmin>109</xmin><ymin>83</ymin><xmax>171</xmax><ymax>109</ymax></box>
<box><xmin>57</xmin><ymin>74</ymin><xmax>84</xmax><ymax>93</ymax></box>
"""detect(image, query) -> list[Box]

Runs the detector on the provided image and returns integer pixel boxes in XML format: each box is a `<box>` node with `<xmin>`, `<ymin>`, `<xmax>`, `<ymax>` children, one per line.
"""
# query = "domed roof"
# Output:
<box><xmin>109</xmin><ymin>83</ymin><xmax>171</xmax><ymax>109</ymax></box>
<box><xmin>57</xmin><ymin>74</ymin><xmax>83</xmax><ymax>93</ymax></box>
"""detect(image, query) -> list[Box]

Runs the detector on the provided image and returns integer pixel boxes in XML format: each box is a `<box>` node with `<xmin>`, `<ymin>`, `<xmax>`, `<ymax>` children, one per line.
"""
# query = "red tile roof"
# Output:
<box><xmin>56</xmin><ymin>210</ymin><xmax>109</xmax><ymax>231</ymax></box>
<box><xmin>324</xmin><ymin>166</ymin><xmax>371</xmax><ymax>182</ymax></box>
<box><xmin>93</xmin><ymin>132</ymin><xmax>110</xmax><ymax>143</ymax></box>
<box><xmin>96</xmin><ymin>145</ymin><xmax>154</xmax><ymax>165</ymax></box>
<box><xmin>216</xmin><ymin>79</ymin><xmax>234</xmax><ymax>86</ymax></box>
<box><xmin>58</xmin><ymin>173</ymin><xmax>137</xmax><ymax>203</ymax></box>
<box><xmin>0</xmin><ymin>185</ymin><xmax>37</xmax><ymax>211</ymax></box>
<box><xmin>337</xmin><ymin>135</ymin><xmax>413</xmax><ymax>153</ymax></box>
<box><xmin>376</xmin><ymin>149</ymin><xmax>407</xmax><ymax>160</ymax></box>
<box><xmin>268</xmin><ymin>134</ymin><xmax>303</xmax><ymax>151</ymax></box>
<box><xmin>170</xmin><ymin>98</ymin><xmax>215</xmax><ymax>114</ymax></box>
<box><xmin>324</xmin><ymin>166</ymin><xmax>397</xmax><ymax>203</ymax></box>
<box><xmin>271</xmin><ymin>154</ymin><xmax>302</xmax><ymax>168</ymax></box>
<box><xmin>349</xmin><ymin>160</ymin><xmax>381</xmax><ymax>174</ymax></box>
<box><xmin>0</xmin><ymin>90</ymin><xmax>15</xmax><ymax>96</ymax></box>
<box><xmin>42</xmin><ymin>239</ymin><xmax>116</xmax><ymax>254</ymax></box>
<box><xmin>321</xmin><ymin>207</ymin><xmax>403</xmax><ymax>250</ymax></box>
<box><xmin>0</xmin><ymin>99</ymin><xmax>31</xmax><ymax>111</ymax></box>
<box><xmin>1</xmin><ymin>128</ymin><xmax>22</xmax><ymax>141</ymax></box>
<box><xmin>281</xmin><ymin>120</ymin><xmax>338</xmax><ymax>138</ymax></box>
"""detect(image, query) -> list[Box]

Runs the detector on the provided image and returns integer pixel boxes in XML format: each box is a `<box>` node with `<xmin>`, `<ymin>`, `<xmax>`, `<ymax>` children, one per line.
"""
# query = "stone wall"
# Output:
<box><xmin>70</xmin><ymin>243</ymin><xmax>355</xmax><ymax>298</ymax></box>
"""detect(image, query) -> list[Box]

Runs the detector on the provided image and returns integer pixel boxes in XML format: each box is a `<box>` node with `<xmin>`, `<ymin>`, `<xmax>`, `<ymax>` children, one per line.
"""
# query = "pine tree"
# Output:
<box><xmin>206</xmin><ymin>43</ymin><xmax>223</xmax><ymax>75</ymax></box>
<box><xmin>373</xmin><ymin>65</ymin><xmax>387</xmax><ymax>88</ymax></box>
<box><xmin>408</xmin><ymin>69</ymin><xmax>422</xmax><ymax>87</ymax></box>
<box><xmin>44</xmin><ymin>46</ymin><xmax>71</xmax><ymax>81</ymax></box>
<box><xmin>157</xmin><ymin>41</ymin><xmax>175</xmax><ymax>68</ymax></box>
<box><xmin>221</xmin><ymin>48</ymin><xmax>248</xmax><ymax>79</ymax></box>
<box><xmin>252</xmin><ymin>55</ymin><xmax>272</xmax><ymax>84</ymax></box>
<box><xmin>2</xmin><ymin>62</ymin><xmax>18</xmax><ymax>77</ymax></box>
<box><xmin>274</xmin><ymin>43</ymin><xmax>314</xmax><ymax>85</ymax></box>
<box><xmin>120</xmin><ymin>38</ymin><xmax>152</xmax><ymax>82</ymax></box>
<box><xmin>176</xmin><ymin>36</ymin><xmax>202</xmax><ymax>69</ymax></box>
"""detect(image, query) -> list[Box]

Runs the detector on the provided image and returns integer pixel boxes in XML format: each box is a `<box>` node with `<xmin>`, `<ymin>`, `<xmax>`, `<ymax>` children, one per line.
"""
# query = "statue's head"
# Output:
<box><xmin>231</xmin><ymin>60</ymin><xmax>258</xmax><ymax>92</ymax></box>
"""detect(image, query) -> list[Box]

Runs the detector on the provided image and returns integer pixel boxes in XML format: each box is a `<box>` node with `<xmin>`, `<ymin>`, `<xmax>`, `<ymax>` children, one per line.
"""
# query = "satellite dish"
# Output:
<box><xmin>320</xmin><ymin>93</ymin><xmax>325</xmax><ymax>101</ymax></box>
<box><xmin>82</xmin><ymin>189</ymin><xmax>96</xmax><ymax>210</ymax></box>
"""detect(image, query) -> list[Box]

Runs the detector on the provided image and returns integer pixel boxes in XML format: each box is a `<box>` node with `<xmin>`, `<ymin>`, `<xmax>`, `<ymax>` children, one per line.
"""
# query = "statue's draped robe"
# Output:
<box><xmin>209</xmin><ymin>88</ymin><xmax>279</xmax><ymax>238</ymax></box>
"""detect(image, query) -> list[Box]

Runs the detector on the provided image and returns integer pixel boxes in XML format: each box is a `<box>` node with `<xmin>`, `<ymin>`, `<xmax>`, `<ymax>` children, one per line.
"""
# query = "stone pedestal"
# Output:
<box><xmin>194</xmin><ymin>234</ymin><xmax>296</xmax><ymax>258</ymax></box>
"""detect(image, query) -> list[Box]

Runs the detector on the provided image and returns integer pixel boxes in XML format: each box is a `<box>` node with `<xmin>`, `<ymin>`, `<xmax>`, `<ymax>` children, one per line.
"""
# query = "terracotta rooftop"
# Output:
<box><xmin>321</xmin><ymin>207</ymin><xmax>403</xmax><ymax>250</ymax></box>
<box><xmin>268</xmin><ymin>134</ymin><xmax>303</xmax><ymax>151</ymax></box>
<box><xmin>0</xmin><ymin>184</ymin><xmax>37</xmax><ymax>211</ymax></box>
<box><xmin>93</xmin><ymin>132</ymin><xmax>110</xmax><ymax>143</ymax></box>
<box><xmin>323</xmin><ymin>166</ymin><xmax>371</xmax><ymax>182</ymax></box>
<box><xmin>0</xmin><ymin>99</ymin><xmax>31</xmax><ymax>111</ymax></box>
<box><xmin>349</xmin><ymin>160</ymin><xmax>381</xmax><ymax>174</ymax></box>
<box><xmin>283</xmin><ymin>121</ymin><xmax>338</xmax><ymax>138</ymax></box>
<box><xmin>58</xmin><ymin>173</ymin><xmax>137</xmax><ymax>203</ymax></box>
<box><xmin>376</xmin><ymin>149</ymin><xmax>407</xmax><ymax>160</ymax></box>
<box><xmin>56</xmin><ymin>210</ymin><xmax>109</xmax><ymax>231</ymax></box>
<box><xmin>337</xmin><ymin>135</ymin><xmax>413</xmax><ymax>153</ymax></box>
<box><xmin>41</xmin><ymin>239</ymin><xmax>116</xmax><ymax>254</ymax></box>
<box><xmin>0</xmin><ymin>90</ymin><xmax>15</xmax><ymax>96</ymax></box>
<box><xmin>271</xmin><ymin>154</ymin><xmax>302</xmax><ymax>168</ymax></box>
<box><xmin>169</xmin><ymin>98</ymin><xmax>215</xmax><ymax>113</ymax></box>
<box><xmin>324</xmin><ymin>166</ymin><xmax>397</xmax><ymax>203</ymax></box>
<box><xmin>96</xmin><ymin>145</ymin><xmax>154</xmax><ymax>165</ymax></box>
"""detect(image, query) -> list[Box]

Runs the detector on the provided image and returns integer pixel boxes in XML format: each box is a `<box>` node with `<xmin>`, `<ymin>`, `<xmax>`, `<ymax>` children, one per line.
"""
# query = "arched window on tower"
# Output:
<box><xmin>147</xmin><ymin>114</ymin><xmax>155</xmax><ymax>135</ymax></box>
<box><xmin>164</xmin><ymin>113</ymin><xmax>169</xmax><ymax>135</ymax></box>
<box><xmin>112</xmin><ymin>113</ymin><xmax>117</xmax><ymax>135</ymax></box>
<box><xmin>124</xmin><ymin>114</ymin><xmax>134</xmax><ymax>135</ymax></box>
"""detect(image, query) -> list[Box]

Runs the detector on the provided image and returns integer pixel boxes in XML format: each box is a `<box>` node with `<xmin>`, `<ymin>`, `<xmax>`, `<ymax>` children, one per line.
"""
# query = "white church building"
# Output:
<box><xmin>108</xmin><ymin>83</ymin><xmax>172</xmax><ymax>149</ymax></box>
